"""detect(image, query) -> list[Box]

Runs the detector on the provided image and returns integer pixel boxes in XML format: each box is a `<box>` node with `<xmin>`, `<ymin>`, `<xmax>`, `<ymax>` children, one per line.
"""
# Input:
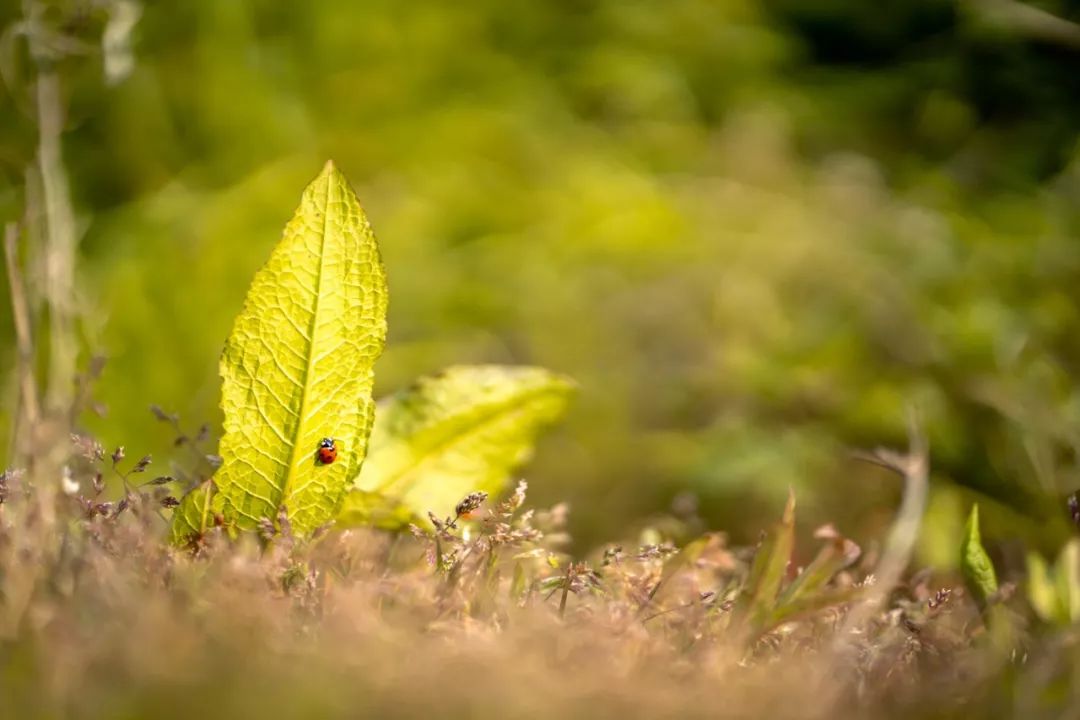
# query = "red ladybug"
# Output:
<box><xmin>317</xmin><ymin>437</ymin><xmax>338</xmax><ymax>464</ymax></box>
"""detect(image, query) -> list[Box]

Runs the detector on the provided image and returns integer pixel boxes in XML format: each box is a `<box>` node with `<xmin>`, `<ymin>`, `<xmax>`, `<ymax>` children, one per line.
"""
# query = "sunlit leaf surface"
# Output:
<box><xmin>195</xmin><ymin>161</ymin><xmax>388</xmax><ymax>536</ymax></box>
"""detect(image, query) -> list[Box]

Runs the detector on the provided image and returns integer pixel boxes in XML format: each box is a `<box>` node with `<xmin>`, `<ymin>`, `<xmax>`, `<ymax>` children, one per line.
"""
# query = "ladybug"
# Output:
<box><xmin>317</xmin><ymin>437</ymin><xmax>338</xmax><ymax>464</ymax></box>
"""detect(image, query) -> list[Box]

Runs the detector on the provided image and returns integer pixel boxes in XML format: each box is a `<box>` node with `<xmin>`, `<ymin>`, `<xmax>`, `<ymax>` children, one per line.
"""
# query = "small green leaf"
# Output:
<box><xmin>766</xmin><ymin>586</ymin><xmax>864</xmax><ymax>629</ymax></box>
<box><xmin>210</xmin><ymin>161</ymin><xmax>388</xmax><ymax>536</ymax></box>
<box><xmin>169</xmin><ymin>481</ymin><xmax>216</xmax><ymax>546</ymax></box>
<box><xmin>776</xmin><ymin>534</ymin><xmax>860</xmax><ymax>609</ymax></box>
<box><xmin>960</xmin><ymin>503</ymin><xmax>999</xmax><ymax>607</ymax></box>
<box><xmin>340</xmin><ymin>365</ymin><xmax>573</xmax><ymax>527</ymax></box>
<box><xmin>1054</xmin><ymin>539</ymin><xmax>1080</xmax><ymax>624</ymax></box>
<box><xmin>1026</xmin><ymin>540</ymin><xmax>1080</xmax><ymax>626</ymax></box>
<box><xmin>736</xmin><ymin>489</ymin><xmax>796</xmax><ymax>631</ymax></box>
<box><xmin>1027</xmin><ymin>550</ymin><xmax>1058</xmax><ymax>623</ymax></box>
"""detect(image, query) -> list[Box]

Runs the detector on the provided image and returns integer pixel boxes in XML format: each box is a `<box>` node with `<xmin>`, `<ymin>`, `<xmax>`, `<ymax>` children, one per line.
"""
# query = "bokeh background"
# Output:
<box><xmin>2</xmin><ymin>0</ymin><xmax>1080</xmax><ymax>558</ymax></box>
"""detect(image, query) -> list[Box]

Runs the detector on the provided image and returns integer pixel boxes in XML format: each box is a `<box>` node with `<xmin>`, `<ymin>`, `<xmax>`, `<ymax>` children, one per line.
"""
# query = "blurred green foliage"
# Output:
<box><xmin>2</xmin><ymin>0</ymin><xmax>1080</xmax><ymax>551</ymax></box>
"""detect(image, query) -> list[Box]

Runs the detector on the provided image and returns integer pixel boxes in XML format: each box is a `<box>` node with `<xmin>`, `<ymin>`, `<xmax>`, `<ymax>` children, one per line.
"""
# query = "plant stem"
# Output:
<box><xmin>4</xmin><ymin>222</ymin><xmax>40</xmax><ymax>465</ymax></box>
<box><xmin>25</xmin><ymin>0</ymin><xmax>79</xmax><ymax>417</ymax></box>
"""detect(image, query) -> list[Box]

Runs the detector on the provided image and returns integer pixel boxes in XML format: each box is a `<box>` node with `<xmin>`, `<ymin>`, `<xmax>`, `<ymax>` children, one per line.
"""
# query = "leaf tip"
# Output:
<box><xmin>782</xmin><ymin>487</ymin><xmax>796</xmax><ymax>524</ymax></box>
<box><xmin>315</xmin><ymin>159</ymin><xmax>347</xmax><ymax>188</ymax></box>
<box><xmin>961</xmin><ymin>502</ymin><xmax>999</xmax><ymax>606</ymax></box>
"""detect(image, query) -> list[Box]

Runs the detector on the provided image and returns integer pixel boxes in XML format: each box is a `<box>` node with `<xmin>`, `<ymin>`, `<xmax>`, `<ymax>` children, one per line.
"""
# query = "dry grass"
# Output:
<box><xmin>0</xmin><ymin>431</ymin><xmax>1053</xmax><ymax>720</ymax></box>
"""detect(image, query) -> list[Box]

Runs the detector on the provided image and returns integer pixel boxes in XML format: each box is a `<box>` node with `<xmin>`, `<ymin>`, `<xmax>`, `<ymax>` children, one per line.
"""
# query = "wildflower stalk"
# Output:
<box><xmin>23</xmin><ymin>0</ymin><xmax>79</xmax><ymax>418</ymax></box>
<box><xmin>844</xmin><ymin>413</ymin><xmax>929</xmax><ymax>629</ymax></box>
<box><xmin>559</xmin><ymin>566</ymin><xmax>571</xmax><ymax>618</ymax></box>
<box><xmin>4</xmin><ymin>223</ymin><xmax>40</xmax><ymax>466</ymax></box>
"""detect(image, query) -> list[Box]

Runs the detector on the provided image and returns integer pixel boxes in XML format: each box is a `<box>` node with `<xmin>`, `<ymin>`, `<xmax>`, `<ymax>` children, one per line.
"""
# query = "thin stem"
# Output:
<box><xmin>825</xmin><ymin>410</ymin><xmax>930</xmax><ymax>699</ymax></box>
<box><xmin>559</xmin><ymin>565</ymin><xmax>572</xmax><ymax>618</ymax></box>
<box><xmin>165</xmin><ymin>415</ymin><xmax>217</xmax><ymax>481</ymax></box>
<box><xmin>4</xmin><ymin>222</ymin><xmax>40</xmax><ymax>463</ymax></box>
<box><xmin>25</xmin><ymin>0</ymin><xmax>79</xmax><ymax>416</ymax></box>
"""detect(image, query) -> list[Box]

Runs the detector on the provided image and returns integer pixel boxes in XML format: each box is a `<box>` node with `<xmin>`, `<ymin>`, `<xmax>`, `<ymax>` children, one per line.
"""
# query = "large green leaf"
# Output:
<box><xmin>334</xmin><ymin>489</ymin><xmax>417</xmax><ymax>530</ymax></box>
<box><xmin>193</xmin><ymin>161</ymin><xmax>388</xmax><ymax>537</ymax></box>
<box><xmin>339</xmin><ymin>365</ymin><xmax>573</xmax><ymax>527</ymax></box>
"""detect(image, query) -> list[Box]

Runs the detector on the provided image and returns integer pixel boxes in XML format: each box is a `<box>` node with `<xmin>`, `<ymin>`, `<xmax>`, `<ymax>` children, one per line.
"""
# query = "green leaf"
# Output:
<box><xmin>169</xmin><ymin>480</ymin><xmax>216</xmax><ymax>546</ymax></box>
<box><xmin>1055</xmin><ymin>539</ymin><xmax>1080</xmax><ymax>623</ymax></box>
<box><xmin>960</xmin><ymin>503</ymin><xmax>999</xmax><ymax>607</ymax></box>
<box><xmin>758</xmin><ymin>530</ymin><xmax>861</xmax><ymax>633</ymax></box>
<box><xmin>735</xmin><ymin>489</ymin><xmax>796</xmax><ymax>632</ymax></box>
<box><xmin>334</xmin><ymin>489</ymin><xmax>417</xmax><ymax>530</ymax></box>
<box><xmin>766</xmin><ymin>586</ymin><xmax>864</xmax><ymax>629</ymax></box>
<box><xmin>775</xmin><ymin>533</ymin><xmax>860</xmax><ymax>609</ymax></box>
<box><xmin>340</xmin><ymin>365</ymin><xmax>573</xmax><ymax>527</ymax></box>
<box><xmin>1026</xmin><ymin>540</ymin><xmax>1080</xmax><ymax>626</ymax></box>
<box><xmin>210</xmin><ymin>161</ymin><xmax>388</xmax><ymax>536</ymax></box>
<box><xmin>1027</xmin><ymin>550</ymin><xmax>1059</xmax><ymax>623</ymax></box>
